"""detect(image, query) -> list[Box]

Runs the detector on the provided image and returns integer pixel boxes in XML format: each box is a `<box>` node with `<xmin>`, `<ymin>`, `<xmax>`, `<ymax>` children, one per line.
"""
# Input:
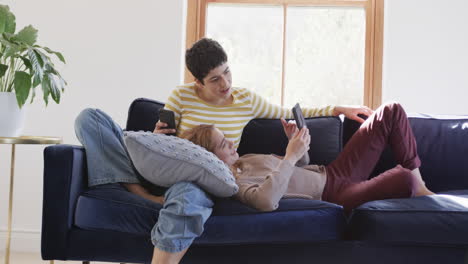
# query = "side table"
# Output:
<box><xmin>0</xmin><ymin>136</ymin><xmax>62</xmax><ymax>264</ymax></box>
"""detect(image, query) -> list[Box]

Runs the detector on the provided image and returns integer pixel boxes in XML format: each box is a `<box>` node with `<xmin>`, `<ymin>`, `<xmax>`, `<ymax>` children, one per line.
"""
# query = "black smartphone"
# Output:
<box><xmin>158</xmin><ymin>109</ymin><xmax>176</xmax><ymax>136</ymax></box>
<box><xmin>292</xmin><ymin>103</ymin><xmax>306</xmax><ymax>130</ymax></box>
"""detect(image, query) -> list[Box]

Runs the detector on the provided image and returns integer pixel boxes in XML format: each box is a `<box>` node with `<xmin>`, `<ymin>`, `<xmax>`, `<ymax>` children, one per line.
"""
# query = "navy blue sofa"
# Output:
<box><xmin>41</xmin><ymin>98</ymin><xmax>468</xmax><ymax>263</ymax></box>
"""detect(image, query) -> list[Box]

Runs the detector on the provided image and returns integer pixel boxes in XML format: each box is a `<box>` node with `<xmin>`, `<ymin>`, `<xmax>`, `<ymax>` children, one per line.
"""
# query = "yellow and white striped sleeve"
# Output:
<box><xmin>250</xmin><ymin>91</ymin><xmax>335</xmax><ymax>119</ymax></box>
<box><xmin>301</xmin><ymin>105</ymin><xmax>335</xmax><ymax>118</ymax></box>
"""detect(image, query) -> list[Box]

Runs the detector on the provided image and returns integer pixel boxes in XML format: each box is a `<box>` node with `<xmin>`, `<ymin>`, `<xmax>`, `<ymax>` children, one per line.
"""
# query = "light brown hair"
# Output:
<box><xmin>179</xmin><ymin>124</ymin><xmax>217</xmax><ymax>152</ymax></box>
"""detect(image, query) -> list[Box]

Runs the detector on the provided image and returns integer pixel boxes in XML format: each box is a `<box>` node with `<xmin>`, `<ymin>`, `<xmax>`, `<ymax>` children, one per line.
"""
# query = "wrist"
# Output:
<box><xmin>283</xmin><ymin>154</ymin><xmax>297</xmax><ymax>166</ymax></box>
<box><xmin>333</xmin><ymin>106</ymin><xmax>343</xmax><ymax>116</ymax></box>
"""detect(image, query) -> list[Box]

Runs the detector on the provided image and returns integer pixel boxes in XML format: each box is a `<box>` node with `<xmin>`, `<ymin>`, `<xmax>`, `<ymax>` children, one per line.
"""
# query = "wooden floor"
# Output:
<box><xmin>0</xmin><ymin>251</ymin><xmax>134</xmax><ymax>264</ymax></box>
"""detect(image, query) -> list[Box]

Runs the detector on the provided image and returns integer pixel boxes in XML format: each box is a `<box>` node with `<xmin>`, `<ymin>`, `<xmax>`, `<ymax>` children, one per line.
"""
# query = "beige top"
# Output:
<box><xmin>233</xmin><ymin>154</ymin><xmax>327</xmax><ymax>211</ymax></box>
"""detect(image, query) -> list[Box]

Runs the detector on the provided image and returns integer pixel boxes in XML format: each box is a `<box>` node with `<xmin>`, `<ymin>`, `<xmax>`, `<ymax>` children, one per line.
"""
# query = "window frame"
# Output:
<box><xmin>185</xmin><ymin>0</ymin><xmax>384</xmax><ymax>109</ymax></box>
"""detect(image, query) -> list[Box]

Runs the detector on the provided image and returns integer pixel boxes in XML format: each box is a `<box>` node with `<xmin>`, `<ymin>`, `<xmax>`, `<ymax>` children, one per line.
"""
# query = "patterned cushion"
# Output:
<box><xmin>124</xmin><ymin>131</ymin><xmax>238</xmax><ymax>197</ymax></box>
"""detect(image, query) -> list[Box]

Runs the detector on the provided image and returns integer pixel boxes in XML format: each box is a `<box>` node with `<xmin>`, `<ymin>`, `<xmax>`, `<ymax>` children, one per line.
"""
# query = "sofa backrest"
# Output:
<box><xmin>237</xmin><ymin>117</ymin><xmax>343</xmax><ymax>166</ymax></box>
<box><xmin>343</xmin><ymin>114</ymin><xmax>468</xmax><ymax>192</ymax></box>
<box><xmin>126</xmin><ymin>98</ymin><xmax>343</xmax><ymax>166</ymax></box>
<box><xmin>126</xmin><ymin>98</ymin><xmax>165</xmax><ymax>132</ymax></box>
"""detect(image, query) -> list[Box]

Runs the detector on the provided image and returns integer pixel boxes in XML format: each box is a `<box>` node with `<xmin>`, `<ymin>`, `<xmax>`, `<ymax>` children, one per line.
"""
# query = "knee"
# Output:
<box><xmin>372</xmin><ymin>102</ymin><xmax>408</xmax><ymax>128</ymax></box>
<box><xmin>381</xmin><ymin>102</ymin><xmax>405</xmax><ymax>117</ymax></box>
<box><xmin>75</xmin><ymin>108</ymin><xmax>112</xmax><ymax>132</ymax></box>
<box><xmin>75</xmin><ymin>108</ymin><xmax>97</xmax><ymax>131</ymax></box>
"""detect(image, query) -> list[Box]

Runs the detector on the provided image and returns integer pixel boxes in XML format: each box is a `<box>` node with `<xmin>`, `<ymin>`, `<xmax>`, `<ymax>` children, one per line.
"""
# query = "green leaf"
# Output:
<box><xmin>4</xmin><ymin>45</ymin><xmax>19</xmax><ymax>58</ymax></box>
<box><xmin>0</xmin><ymin>63</ymin><xmax>7</xmax><ymax>78</ymax></box>
<box><xmin>48</xmin><ymin>73</ymin><xmax>61</xmax><ymax>103</ymax></box>
<box><xmin>41</xmin><ymin>75</ymin><xmax>50</xmax><ymax>106</ymax></box>
<box><xmin>58</xmin><ymin>74</ymin><xmax>67</xmax><ymax>88</ymax></box>
<box><xmin>4</xmin><ymin>9</ymin><xmax>15</xmax><ymax>34</ymax></box>
<box><xmin>32</xmin><ymin>73</ymin><xmax>41</xmax><ymax>88</ymax></box>
<box><xmin>19</xmin><ymin>56</ymin><xmax>32</xmax><ymax>72</ymax></box>
<box><xmin>35</xmin><ymin>48</ymin><xmax>52</xmax><ymax>67</ymax></box>
<box><xmin>1</xmin><ymin>37</ymin><xmax>21</xmax><ymax>58</ymax></box>
<box><xmin>41</xmin><ymin>46</ymin><xmax>66</xmax><ymax>64</ymax></box>
<box><xmin>1</xmin><ymin>33</ymin><xmax>29</xmax><ymax>58</ymax></box>
<box><xmin>0</xmin><ymin>34</ymin><xmax>13</xmax><ymax>45</ymax></box>
<box><xmin>13</xmin><ymin>71</ymin><xmax>32</xmax><ymax>108</ymax></box>
<box><xmin>13</xmin><ymin>25</ymin><xmax>38</xmax><ymax>46</ymax></box>
<box><xmin>33</xmin><ymin>48</ymin><xmax>45</xmax><ymax>66</ymax></box>
<box><xmin>0</xmin><ymin>6</ymin><xmax>7</xmax><ymax>34</ymax></box>
<box><xmin>44</xmin><ymin>63</ymin><xmax>58</xmax><ymax>75</ymax></box>
<box><xmin>44</xmin><ymin>62</ymin><xmax>67</xmax><ymax>93</ymax></box>
<box><xmin>29</xmin><ymin>84</ymin><xmax>36</xmax><ymax>103</ymax></box>
<box><xmin>0</xmin><ymin>5</ymin><xmax>16</xmax><ymax>34</ymax></box>
<box><xmin>35</xmin><ymin>49</ymin><xmax>64</xmax><ymax>91</ymax></box>
<box><xmin>41</xmin><ymin>74</ymin><xmax>51</xmax><ymax>105</ymax></box>
<box><xmin>27</xmin><ymin>48</ymin><xmax>44</xmax><ymax>83</ymax></box>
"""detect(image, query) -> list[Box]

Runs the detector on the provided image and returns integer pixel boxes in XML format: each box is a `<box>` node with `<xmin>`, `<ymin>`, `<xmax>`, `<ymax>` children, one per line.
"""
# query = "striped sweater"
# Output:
<box><xmin>164</xmin><ymin>83</ymin><xmax>335</xmax><ymax>148</ymax></box>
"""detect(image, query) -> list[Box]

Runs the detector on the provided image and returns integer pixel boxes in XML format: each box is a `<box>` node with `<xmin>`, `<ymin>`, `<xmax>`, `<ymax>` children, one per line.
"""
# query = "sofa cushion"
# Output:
<box><xmin>74</xmin><ymin>184</ymin><xmax>162</xmax><ymax>235</ymax></box>
<box><xmin>238</xmin><ymin>116</ymin><xmax>342</xmax><ymax>166</ymax></box>
<box><xmin>124</xmin><ymin>131</ymin><xmax>238</xmax><ymax>197</ymax></box>
<box><xmin>347</xmin><ymin>190</ymin><xmax>468</xmax><ymax>246</ymax></box>
<box><xmin>197</xmin><ymin>198</ymin><xmax>346</xmax><ymax>245</ymax></box>
<box><xmin>75</xmin><ymin>184</ymin><xmax>346</xmax><ymax>245</ymax></box>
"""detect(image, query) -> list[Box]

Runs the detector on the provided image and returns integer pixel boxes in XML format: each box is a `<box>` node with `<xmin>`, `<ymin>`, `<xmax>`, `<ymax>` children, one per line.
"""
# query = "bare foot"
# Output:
<box><xmin>415</xmin><ymin>187</ymin><xmax>435</xmax><ymax>196</ymax></box>
<box><xmin>411</xmin><ymin>168</ymin><xmax>435</xmax><ymax>196</ymax></box>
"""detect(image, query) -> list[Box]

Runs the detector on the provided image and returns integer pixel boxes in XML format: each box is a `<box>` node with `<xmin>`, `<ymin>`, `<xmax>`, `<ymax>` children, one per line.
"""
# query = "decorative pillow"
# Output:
<box><xmin>124</xmin><ymin>131</ymin><xmax>238</xmax><ymax>197</ymax></box>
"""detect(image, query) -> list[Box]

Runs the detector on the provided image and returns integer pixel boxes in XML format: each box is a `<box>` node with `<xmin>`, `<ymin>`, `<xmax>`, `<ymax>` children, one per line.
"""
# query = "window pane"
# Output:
<box><xmin>206</xmin><ymin>4</ymin><xmax>283</xmax><ymax>105</ymax></box>
<box><xmin>284</xmin><ymin>6</ymin><xmax>366</xmax><ymax>108</ymax></box>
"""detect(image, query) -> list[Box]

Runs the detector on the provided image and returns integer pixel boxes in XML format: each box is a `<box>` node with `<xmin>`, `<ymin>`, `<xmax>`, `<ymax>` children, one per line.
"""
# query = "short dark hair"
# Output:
<box><xmin>185</xmin><ymin>38</ymin><xmax>227</xmax><ymax>84</ymax></box>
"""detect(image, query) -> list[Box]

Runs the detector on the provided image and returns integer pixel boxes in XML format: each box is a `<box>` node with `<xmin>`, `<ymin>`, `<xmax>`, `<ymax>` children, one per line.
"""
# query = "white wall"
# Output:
<box><xmin>382</xmin><ymin>0</ymin><xmax>468</xmax><ymax>115</ymax></box>
<box><xmin>0</xmin><ymin>0</ymin><xmax>187</xmax><ymax>252</ymax></box>
<box><xmin>1</xmin><ymin>0</ymin><xmax>468</xmax><ymax>254</ymax></box>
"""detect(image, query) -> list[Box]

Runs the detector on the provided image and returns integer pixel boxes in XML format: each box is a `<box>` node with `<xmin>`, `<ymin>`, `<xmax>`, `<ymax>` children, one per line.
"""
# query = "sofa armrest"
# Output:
<box><xmin>41</xmin><ymin>144</ymin><xmax>88</xmax><ymax>260</ymax></box>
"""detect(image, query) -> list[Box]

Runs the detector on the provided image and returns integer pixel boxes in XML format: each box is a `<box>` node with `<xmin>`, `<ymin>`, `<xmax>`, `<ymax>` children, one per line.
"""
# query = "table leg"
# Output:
<box><xmin>4</xmin><ymin>144</ymin><xmax>15</xmax><ymax>264</ymax></box>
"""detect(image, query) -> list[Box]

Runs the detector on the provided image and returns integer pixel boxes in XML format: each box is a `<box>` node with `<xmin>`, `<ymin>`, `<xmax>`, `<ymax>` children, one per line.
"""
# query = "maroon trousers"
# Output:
<box><xmin>322</xmin><ymin>103</ymin><xmax>421</xmax><ymax>212</ymax></box>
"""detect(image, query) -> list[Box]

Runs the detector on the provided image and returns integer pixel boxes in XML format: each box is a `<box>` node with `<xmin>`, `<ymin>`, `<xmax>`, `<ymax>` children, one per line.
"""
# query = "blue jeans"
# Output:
<box><xmin>74</xmin><ymin>108</ymin><xmax>213</xmax><ymax>252</ymax></box>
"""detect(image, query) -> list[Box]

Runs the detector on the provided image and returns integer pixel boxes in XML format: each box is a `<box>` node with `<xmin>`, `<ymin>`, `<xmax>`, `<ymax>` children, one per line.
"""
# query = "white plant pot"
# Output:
<box><xmin>0</xmin><ymin>92</ymin><xmax>27</xmax><ymax>137</ymax></box>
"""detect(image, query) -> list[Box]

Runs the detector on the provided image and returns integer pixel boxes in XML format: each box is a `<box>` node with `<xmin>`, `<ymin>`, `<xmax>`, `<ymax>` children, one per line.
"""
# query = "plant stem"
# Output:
<box><xmin>3</xmin><ymin>58</ymin><xmax>11</xmax><ymax>92</ymax></box>
<box><xmin>0</xmin><ymin>56</ymin><xmax>5</xmax><ymax>92</ymax></box>
<box><xmin>5</xmin><ymin>57</ymin><xmax>15</xmax><ymax>92</ymax></box>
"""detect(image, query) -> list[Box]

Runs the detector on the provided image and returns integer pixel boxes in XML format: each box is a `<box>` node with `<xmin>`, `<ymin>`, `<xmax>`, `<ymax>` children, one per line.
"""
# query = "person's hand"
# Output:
<box><xmin>121</xmin><ymin>183</ymin><xmax>165</xmax><ymax>205</ymax></box>
<box><xmin>284</xmin><ymin>127</ymin><xmax>311</xmax><ymax>165</ymax></box>
<box><xmin>333</xmin><ymin>106</ymin><xmax>374</xmax><ymax>123</ymax></box>
<box><xmin>280</xmin><ymin>118</ymin><xmax>299</xmax><ymax>140</ymax></box>
<box><xmin>153</xmin><ymin>121</ymin><xmax>176</xmax><ymax>134</ymax></box>
<box><xmin>147</xmin><ymin>195</ymin><xmax>165</xmax><ymax>205</ymax></box>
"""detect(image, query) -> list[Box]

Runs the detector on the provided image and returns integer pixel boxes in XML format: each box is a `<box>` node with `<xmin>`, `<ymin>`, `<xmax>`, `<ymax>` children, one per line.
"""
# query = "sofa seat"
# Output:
<box><xmin>347</xmin><ymin>190</ymin><xmax>468</xmax><ymax>246</ymax></box>
<box><xmin>75</xmin><ymin>184</ymin><xmax>346</xmax><ymax>246</ymax></box>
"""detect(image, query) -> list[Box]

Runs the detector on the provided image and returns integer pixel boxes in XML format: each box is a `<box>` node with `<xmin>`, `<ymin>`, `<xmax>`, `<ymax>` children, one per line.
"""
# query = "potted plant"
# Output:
<box><xmin>0</xmin><ymin>4</ymin><xmax>66</xmax><ymax>137</ymax></box>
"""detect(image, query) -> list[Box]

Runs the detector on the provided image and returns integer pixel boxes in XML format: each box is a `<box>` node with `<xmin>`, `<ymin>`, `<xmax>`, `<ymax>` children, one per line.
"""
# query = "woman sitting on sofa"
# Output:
<box><xmin>180</xmin><ymin>102</ymin><xmax>435</xmax><ymax>212</ymax></box>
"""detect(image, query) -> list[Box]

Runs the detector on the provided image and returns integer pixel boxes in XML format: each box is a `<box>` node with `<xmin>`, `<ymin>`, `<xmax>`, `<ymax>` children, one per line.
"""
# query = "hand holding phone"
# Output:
<box><xmin>292</xmin><ymin>103</ymin><xmax>306</xmax><ymax>130</ymax></box>
<box><xmin>158</xmin><ymin>109</ymin><xmax>176</xmax><ymax>136</ymax></box>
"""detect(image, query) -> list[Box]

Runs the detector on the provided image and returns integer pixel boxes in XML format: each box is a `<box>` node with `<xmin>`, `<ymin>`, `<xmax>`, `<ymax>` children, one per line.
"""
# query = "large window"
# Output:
<box><xmin>186</xmin><ymin>0</ymin><xmax>383</xmax><ymax>109</ymax></box>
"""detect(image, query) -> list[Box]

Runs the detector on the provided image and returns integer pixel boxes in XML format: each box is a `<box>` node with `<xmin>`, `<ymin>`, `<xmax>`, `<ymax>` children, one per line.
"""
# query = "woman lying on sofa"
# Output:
<box><xmin>180</xmin><ymin>102</ymin><xmax>435</xmax><ymax>212</ymax></box>
<box><xmin>75</xmin><ymin>37</ymin><xmax>375</xmax><ymax>264</ymax></box>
